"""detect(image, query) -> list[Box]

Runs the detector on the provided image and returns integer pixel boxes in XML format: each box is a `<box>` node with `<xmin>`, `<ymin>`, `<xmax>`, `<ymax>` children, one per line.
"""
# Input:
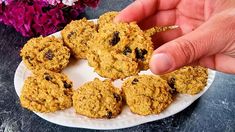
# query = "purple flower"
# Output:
<box><xmin>2</xmin><ymin>2</ymin><xmax>35</xmax><ymax>36</ymax></box>
<box><xmin>40</xmin><ymin>0</ymin><xmax>61</xmax><ymax>5</ymax></box>
<box><xmin>32</xmin><ymin>5</ymin><xmax>66</xmax><ymax>36</ymax></box>
<box><xmin>0</xmin><ymin>0</ymin><xmax>100</xmax><ymax>37</ymax></box>
<box><xmin>0</xmin><ymin>4</ymin><xmax>3</xmax><ymax>22</ymax></box>
<box><xmin>0</xmin><ymin>3</ymin><xmax>3</xmax><ymax>14</ymax></box>
<box><xmin>69</xmin><ymin>1</ymin><xmax>85</xmax><ymax>19</ymax></box>
<box><xmin>3</xmin><ymin>0</ymin><xmax>14</xmax><ymax>5</ymax></box>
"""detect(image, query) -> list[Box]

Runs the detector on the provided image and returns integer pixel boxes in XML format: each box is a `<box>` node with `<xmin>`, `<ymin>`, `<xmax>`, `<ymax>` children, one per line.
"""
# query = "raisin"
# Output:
<box><xmin>113</xmin><ymin>93</ymin><xmax>121</xmax><ymax>102</ymax></box>
<box><xmin>168</xmin><ymin>78</ymin><xmax>175</xmax><ymax>88</ymax></box>
<box><xmin>25</xmin><ymin>56</ymin><xmax>30</xmax><ymax>60</ymax></box>
<box><xmin>110</xmin><ymin>31</ymin><xmax>120</xmax><ymax>46</ymax></box>
<box><xmin>142</xmin><ymin>49</ymin><xmax>148</xmax><ymax>54</ymax></box>
<box><xmin>123</xmin><ymin>46</ymin><xmax>132</xmax><ymax>55</ymax></box>
<box><xmin>132</xmin><ymin>78</ymin><xmax>139</xmax><ymax>84</ymax></box>
<box><xmin>44</xmin><ymin>50</ymin><xmax>54</xmax><ymax>60</ymax></box>
<box><xmin>168</xmin><ymin>78</ymin><xmax>176</xmax><ymax>94</ymax></box>
<box><xmin>67</xmin><ymin>31</ymin><xmax>75</xmax><ymax>39</ymax></box>
<box><xmin>106</xmin><ymin>111</ymin><xmax>113</xmax><ymax>119</ymax></box>
<box><xmin>63</xmin><ymin>81</ymin><xmax>72</xmax><ymax>89</ymax></box>
<box><xmin>135</xmin><ymin>48</ymin><xmax>148</xmax><ymax>61</ymax></box>
<box><xmin>44</xmin><ymin>73</ymin><xmax>52</xmax><ymax>81</ymax></box>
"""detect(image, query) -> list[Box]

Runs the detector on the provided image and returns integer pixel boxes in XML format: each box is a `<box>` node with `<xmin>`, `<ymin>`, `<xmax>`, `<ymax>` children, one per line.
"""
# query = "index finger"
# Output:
<box><xmin>114</xmin><ymin>0</ymin><xmax>179</xmax><ymax>23</ymax></box>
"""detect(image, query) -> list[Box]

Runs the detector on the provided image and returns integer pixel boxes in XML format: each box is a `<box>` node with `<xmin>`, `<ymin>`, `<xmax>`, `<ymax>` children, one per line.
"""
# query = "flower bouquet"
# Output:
<box><xmin>0</xmin><ymin>0</ymin><xmax>99</xmax><ymax>37</ymax></box>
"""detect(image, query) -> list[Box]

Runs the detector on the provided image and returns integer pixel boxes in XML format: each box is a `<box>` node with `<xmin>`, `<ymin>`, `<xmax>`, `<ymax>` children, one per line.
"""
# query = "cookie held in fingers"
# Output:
<box><xmin>20</xmin><ymin>70</ymin><xmax>73</xmax><ymax>112</ymax></box>
<box><xmin>20</xmin><ymin>36</ymin><xmax>70</xmax><ymax>73</ymax></box>
<box><xmin>87</xmin><ymin>22</ymin><xmax>154</xmax><ymax>79</ymax></box>
<box><xmin>122</xmin><ymin>75</ymin><xmax>173</xmax><ymax>115</ymax></box>
<box><xmin>98</xmin><ymin>11</ymin><xmax>119</xmax><ymax>29</ymax></box>
<box><xmin>73</xmin><ymin>78</ymin><xmax>123</xmax><ymax>119</ymax></box>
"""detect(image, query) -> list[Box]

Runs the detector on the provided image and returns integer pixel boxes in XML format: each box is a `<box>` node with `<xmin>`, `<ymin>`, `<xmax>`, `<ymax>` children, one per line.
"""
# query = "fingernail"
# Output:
<box><xmin>150</xmin><ymin>53</ymin><xmax>173</xmax><ymax>74</ymax></box>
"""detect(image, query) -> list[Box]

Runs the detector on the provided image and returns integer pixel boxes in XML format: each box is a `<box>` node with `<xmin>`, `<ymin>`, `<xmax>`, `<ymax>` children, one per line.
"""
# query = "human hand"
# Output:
<box><xmin>114</xmin><ymin>0</ymin><xmax>235</xmax><ymax>74</ymax></box>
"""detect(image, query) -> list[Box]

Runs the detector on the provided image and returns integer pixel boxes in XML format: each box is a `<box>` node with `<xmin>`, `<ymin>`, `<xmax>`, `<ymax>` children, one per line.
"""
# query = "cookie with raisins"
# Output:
<box><xmin>61</xmin><ymin>18</ymin><xmax>97</xmax><ymax>59</ymax></box>
<box><xmin>73</xmin><ymin>78</ymin><xmax>123</xmax><ymax>119</ymax></box>
<box><xmin>20</xmin><ymin>70</ymin><xmax>73</xmax><ymax>112</ymax></box>
<box><xmin>161</xmin><ymin>66</ymin><xmax>208</xmax><ymax>95</ymax></box>
<box><xmin>87</xmin><ymin>22</ymin><xmax>154</xmax><ymax>79</ymax></box>
<box><xmin>20</xmin><ymin>36</ymin><xmax>70</xmax><ymax>73</ymax></box>
<box><xmin>122</xmin><ymin>75</ymin><xmax>173</xmax><ymax>115</ymax></box>
<box><xmin>98</xmin><ymin>11</ymin><xmax>119</xmax><ymax>29</ymax></box>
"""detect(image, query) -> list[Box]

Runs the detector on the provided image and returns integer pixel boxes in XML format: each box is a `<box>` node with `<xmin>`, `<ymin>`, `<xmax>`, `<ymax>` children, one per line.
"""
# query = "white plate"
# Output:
<box><xmin>14</xmin><ymin>19</ymin><xmax>216</xmax><ymax>130</ymax></box>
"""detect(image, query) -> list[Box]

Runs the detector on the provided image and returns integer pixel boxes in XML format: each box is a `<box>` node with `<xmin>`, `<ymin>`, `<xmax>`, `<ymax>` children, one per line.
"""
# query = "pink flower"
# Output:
<box><xmin>3</xmin><ymin>0</ymin><xmax>14</xmax><ymax>5</ymax></box>
<box><xmin>42</xmin><ymin>0</ymin><xmax>61</xmax><ymax>5</ymax></box>
<box><xmin>1</xmin><ymin>1</ymin><xmax>64</xmax><ymax>37</ymax></box>
<box><xmin>69</xmin><ymin>1</ymin><xmax>85</xmax><ymax>19</ymax></box>
<box><xmin>32</xmin><ymin>5</ymin><xmax>66</xmax><ymax>36</ymax></box>
<box><xmin>0</xmin><ymin>0</ymin><xmax>100</xmax><ymax>37</ymax></box>
<box><xmin>0</xmin><ymin>3</ymin><xmax>4</xmax><ymax>21</ymax></box>
<box><xmin>0</xmin><ymin>3</ymin><xmax>3</xmax><ymax>14</ymax></box>
<box><xmin>2</xmin><ymin>2</ymin><xmax>35</xmax><ymax>36</ymax></box>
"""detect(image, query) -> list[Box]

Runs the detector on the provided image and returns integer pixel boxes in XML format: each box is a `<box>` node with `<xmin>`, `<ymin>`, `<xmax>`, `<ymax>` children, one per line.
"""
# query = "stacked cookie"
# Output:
<box><xmin>20</xmin><ymin>36</ymin><xmax>74</xmax><ymax>112</ymax></box>
<box><xmin>19</xmin><ymin>11</ymin><xmax>208</xmax><ymax>118</ymax></box>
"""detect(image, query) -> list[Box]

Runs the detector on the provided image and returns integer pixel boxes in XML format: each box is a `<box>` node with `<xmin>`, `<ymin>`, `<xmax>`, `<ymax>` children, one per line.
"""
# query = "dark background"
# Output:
<box><xmin>0</xmin><ymin>0</ymin><xmax>234</xmax><ymax>131</ymax></box>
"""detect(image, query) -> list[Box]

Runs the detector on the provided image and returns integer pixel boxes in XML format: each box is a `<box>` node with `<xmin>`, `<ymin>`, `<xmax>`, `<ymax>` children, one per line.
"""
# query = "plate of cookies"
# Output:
<box><xmin>14</xmin><ymin>12</ymin><xmax>216</xmax><ymax>130</ymax></box>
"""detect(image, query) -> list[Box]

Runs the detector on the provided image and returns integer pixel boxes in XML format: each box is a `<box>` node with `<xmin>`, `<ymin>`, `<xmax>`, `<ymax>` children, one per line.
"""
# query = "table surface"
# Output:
<box><xmin>0</xmin><ymin>0</ymin><xmax>234</xmax><ymax>132</ymax></box>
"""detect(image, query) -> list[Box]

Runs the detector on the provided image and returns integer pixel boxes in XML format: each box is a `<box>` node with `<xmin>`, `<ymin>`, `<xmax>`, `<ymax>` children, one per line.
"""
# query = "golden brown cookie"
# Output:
<box><xmin>98</xmin><ymin>11</ymin><xmax>178</xmax><ymax>35</ymax></box>
<box><xmin>87</xmin><ymin>22</ymin><xmax>154</xmax><ymax>79</ymax></box>
<box><xmin>20</xmin><ymin>36</ymin><xmax>70</xmax><ymax>73</ymax></box>
<box><xmin>61</xmin><ymin>18</ymin><xmax>97</xmax><ymax>59</ymax></box>
<box><xmin>20</xmin><ymin>70</ymin><xmax>73</xmax><ymax>112</ymax></box>
<box><xmin>122</xmin><ymin>75</ymin><xmax>173</xmax><ymax>115</ymax></box>
<box><xmin>73</xmin><ymin>78</ymin><xmax>123</xmax><ymax>119</ymax></box>
<box><xmin>98</xmin><ymin>11</ymin><xmax>119</xmax><ymax>29</ymax></box>
<box><xmin>161</xmin><ymin>66</ymin><xmax>208</xmax><ymax>95</ymax></box>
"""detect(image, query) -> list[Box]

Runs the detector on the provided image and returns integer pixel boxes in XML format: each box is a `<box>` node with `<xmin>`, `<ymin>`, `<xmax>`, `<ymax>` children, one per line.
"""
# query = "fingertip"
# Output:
<box><xmin>149</xmin><ymin>53</ymin><xmax>174</xmax><ymax>75</ymax></box>
<box><xmin>113</xmin><ymin>12</ymin><xmax>132</xmax><ymax>23</ymax></box>
<box><xmin>114</xmin><ymin>0</ymin><xmax>158</xmax><ymax>23</ymax></box>
<box><xmin>149</xmin><ymin>55</ymin><xmax>160</xmax><ymax>75</ymax></box>
<box><xmin>113</xmin><ymin>14</ymin><xmax>122</xmax><ymax>23</ymax></box>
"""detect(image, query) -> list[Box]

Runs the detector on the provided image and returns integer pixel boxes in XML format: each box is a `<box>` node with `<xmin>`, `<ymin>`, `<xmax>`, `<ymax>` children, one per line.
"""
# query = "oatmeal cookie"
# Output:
<box><xmin>20</xmin><ymin>36</ymin><xmax>70</xmax><ymax>73</ymax></box>
<box><xmin>98</xmin><ymin>11</ymin><xmax>119</xmax><ymax>29</ymax></box>
<box><xmin>73</xmin><ymin>78</ymin><xmax>123</xmax><ymax>119</ymax></box>
<box><xmin>87</xmin><ymin>22</ymin><xmax>154</xmax><ymax>79</ymax></box>
<box><xmin>122</xmin><ymin>75</ymin><xmax>173</xmax><ymax>115</ymax></box>
<box><xmin>98</xmin><ymin>11</ymin><xmax>178</xmax><ymax>34</ymax></box>
<box><xmin>61</xmin><ymin>18</ymin><xmax>96</xmax><ymax>59</ymax></box>
<box><xmin>20</xmin><ymin>70</ymin><xmax>73</xmax><ymax>112</ymax></box>
<box><xmin>161</xmin><ymin>66</ymin><xmax>208</xmax><ymax>95</ymax></box>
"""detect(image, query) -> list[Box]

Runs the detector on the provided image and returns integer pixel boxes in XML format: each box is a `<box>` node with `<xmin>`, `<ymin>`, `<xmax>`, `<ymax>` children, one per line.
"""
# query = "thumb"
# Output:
<box><xmin>149</xmin><ymin>12</ymin><xmax>232</xmax><ymax>74</ymax></box>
